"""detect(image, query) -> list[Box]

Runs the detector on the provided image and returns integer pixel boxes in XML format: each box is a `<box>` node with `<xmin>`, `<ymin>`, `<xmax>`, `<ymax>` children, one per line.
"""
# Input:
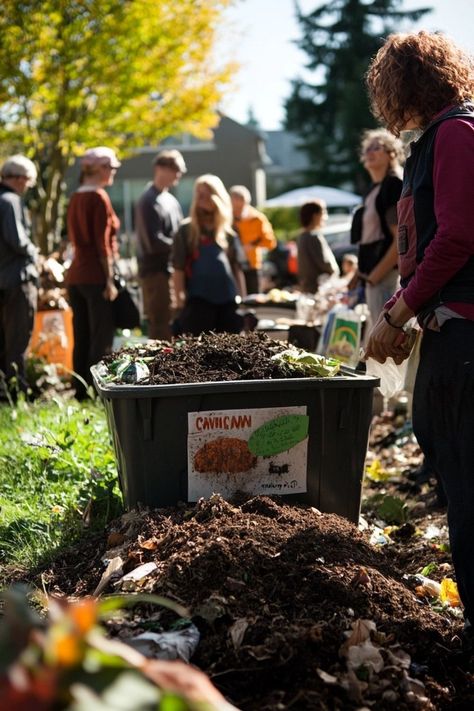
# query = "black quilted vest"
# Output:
<box><xmin>398</xmin><ymin>103</ymin><xmax>474</xmax><ymax>309</ymax></box>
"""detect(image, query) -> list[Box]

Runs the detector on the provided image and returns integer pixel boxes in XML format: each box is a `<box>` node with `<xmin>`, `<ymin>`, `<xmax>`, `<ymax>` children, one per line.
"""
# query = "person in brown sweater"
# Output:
<box><xmin>66</xmin><ymin>147</ymin><xmax>121</xmax><ymax>399</ymax></box>
<box><xmin>297</xmin><ymin>200</ymin><xmax>339</xmax><ymax>293</ymax></box>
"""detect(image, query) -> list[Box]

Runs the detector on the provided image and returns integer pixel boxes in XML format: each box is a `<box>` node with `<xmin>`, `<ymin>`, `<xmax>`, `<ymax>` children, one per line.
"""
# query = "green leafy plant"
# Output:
<box><xmin>0</xmin><ymin>397</ymin><xmax>122</xmax><ymax>573</ymax></box>
<box><xmin>271</xmin><ymin>348</ymin><xmax>341</xmax><ymax>377</ymax></box>
<box><xmin>420</xmin><ymin>562</ymin><xmax>438</xmax><ymax>577</ymax></box>
<box><xmin>0</xmin><ymin>587</ymin><xmax>227</xmax><ymax>711</ymax></box>
<box><xmin>364</xmin><ymin>493</ymin><xmax>408</xmax><ymax>525</ymax></box>
<box><xmin>260</xmin><ymin>207</ymin><xmax>299</xmax><ymax>240</ymax></box>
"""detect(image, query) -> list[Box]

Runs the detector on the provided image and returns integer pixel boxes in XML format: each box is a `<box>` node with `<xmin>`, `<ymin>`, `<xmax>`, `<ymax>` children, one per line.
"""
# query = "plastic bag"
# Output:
<box><xmin>364</xmin><ymin>322</ymin><xmax>421</xmax><ymax>398</ymax></box>
<box><xmin>365</xmin><ymin>356</ymin><xmax>408</xmax><ymax>399</ymax></box>
<box><xmin>403</xmin><ymin>328</ymin><xmax>423</xmax><ymax>395</ymax></box>
<box><xmin>296</xmin><ymin>293</ymin><xmax>316</xmax><ymax>322</ymax></box>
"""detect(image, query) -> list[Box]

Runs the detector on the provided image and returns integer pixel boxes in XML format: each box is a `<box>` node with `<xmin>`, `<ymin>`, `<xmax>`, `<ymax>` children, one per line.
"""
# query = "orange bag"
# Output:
<box><xmin>286</xmin><ymin>241</ymin><xmax>298</xmax><ymax>276</ymax></box>
<box><xmin>29</xmin><ymin>308</ymin><xmax>74</xmax><ymax>374</ymax></box>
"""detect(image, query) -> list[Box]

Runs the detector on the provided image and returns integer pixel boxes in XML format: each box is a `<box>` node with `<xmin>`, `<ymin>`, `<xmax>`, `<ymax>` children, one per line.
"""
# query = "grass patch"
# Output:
<box><xmin>0</xmin><ymin>396</ymin><xmax>122</xmax><ymax>576</ymax></box>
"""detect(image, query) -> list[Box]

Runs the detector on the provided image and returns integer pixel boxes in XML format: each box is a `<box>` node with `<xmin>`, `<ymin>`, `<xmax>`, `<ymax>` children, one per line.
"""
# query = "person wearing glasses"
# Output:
<box><xmin>0</xmin><ymin>154</ymin><xmax>38</xmax><ymax>396</ymax></box>
<box><xmin>135</xmin><ymin>149</ymin><xmax>186</xmax><ymax>340</ymax></box>
<box><xmin>364</xmin><ymin>31</ymin><xmax>474</xmax><ymax>656</ymax></box>
<box><xmin>66</xmin><ymin>146</ymin><xmax>121</xmax><ymax>399</ymax></box>
<box><xmin>351</xmin><ymin>128</ymin><xmax>404</xmax><ymax>328</ymax></box>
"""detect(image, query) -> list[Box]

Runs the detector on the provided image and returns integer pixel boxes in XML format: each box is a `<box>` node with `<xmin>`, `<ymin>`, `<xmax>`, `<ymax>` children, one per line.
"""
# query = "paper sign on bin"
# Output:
<box><xmin>187</xmin><ymin>406</ymin><xmax>308</xmax><ymax>501</ymax></box>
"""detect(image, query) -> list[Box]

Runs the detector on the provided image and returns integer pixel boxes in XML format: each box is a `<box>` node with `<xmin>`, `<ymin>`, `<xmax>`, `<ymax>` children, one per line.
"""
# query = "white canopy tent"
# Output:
<box><xmin>263</xmin><ymin>185</ymin><xmax>361</xmax><ymax>210</ymax></box>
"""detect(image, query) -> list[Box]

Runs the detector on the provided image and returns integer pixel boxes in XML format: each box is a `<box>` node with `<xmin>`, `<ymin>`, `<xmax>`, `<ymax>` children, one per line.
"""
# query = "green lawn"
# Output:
<box><xmin>0</xmin><ymin>396</ymin><xmax>122</xmax><ymax>576</ymax></box>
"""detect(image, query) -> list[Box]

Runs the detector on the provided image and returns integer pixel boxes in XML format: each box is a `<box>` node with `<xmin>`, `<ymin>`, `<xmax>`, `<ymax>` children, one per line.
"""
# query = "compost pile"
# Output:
<box><xmin>39</xmin><ymin>486</ymin><xmax>472</xmax><ymax>710</ymax></box>
<box><xmin>100</xmin><ymin>332</ymin><xmax>340</xmax><ymax>385</ymax></box>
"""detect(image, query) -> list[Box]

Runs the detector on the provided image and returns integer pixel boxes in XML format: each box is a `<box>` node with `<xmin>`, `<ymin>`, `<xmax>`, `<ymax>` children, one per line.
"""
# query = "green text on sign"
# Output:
<box><xmin>248</xmin><ymin>415</ymin><xmax>309</xmax><ymax>456</ymax></box>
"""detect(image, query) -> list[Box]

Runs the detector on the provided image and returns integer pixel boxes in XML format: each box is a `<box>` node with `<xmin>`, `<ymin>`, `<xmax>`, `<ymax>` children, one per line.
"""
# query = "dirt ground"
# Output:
<box><xmin>33</xmin><ymin>414</ymin><xmax>474</xmax><ymax>710</ymax></box>
<box><xmin>16</xmin><ymin>336</ymin><xmax>474</xmax><ymax>709</ymax></box>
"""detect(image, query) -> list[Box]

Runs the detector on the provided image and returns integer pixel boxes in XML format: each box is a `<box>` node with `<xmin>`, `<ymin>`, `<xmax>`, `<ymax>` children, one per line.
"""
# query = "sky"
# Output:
<box><xmin>221</xmin><ymin>0</ymin><xmax>474</xmax><ymax>130</ymax></box>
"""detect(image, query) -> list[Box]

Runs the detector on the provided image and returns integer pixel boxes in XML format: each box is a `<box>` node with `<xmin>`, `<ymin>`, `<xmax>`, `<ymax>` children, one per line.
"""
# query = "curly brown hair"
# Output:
<box><xmin>366</xmin><ymin>31</ymin><xmax>474</xmax><ymax>135</ymax></box>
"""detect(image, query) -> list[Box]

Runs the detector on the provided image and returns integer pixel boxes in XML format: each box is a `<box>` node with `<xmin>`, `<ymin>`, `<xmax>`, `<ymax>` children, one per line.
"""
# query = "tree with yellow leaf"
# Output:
<box><xmin>0</xmin><ymin>0</ymin><xmax>235</xmax><ymax>252</ymax></box>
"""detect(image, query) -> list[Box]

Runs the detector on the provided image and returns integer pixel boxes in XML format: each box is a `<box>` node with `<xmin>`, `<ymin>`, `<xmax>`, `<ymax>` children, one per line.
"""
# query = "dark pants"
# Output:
<box><xmin>413</xmin><ymin>319</ymin><xmax>474</xmax><ymax>622</ymax></box>
<box><xmin>179</xmin><ymin>297</ymin><xmax>243</xmax><ymax>336</ymax></box>
<box><xmin>0</xmin><ymin>281</ymin><xmax>37</xmax><ymax>392</ymax></box>
<box><xmin>68</xmin><ymin>284</ymin><xmax>115</xmax><ymax>398</ymax></box>
<box><xmin>244</xmin><ymin>269</ymin><xmax>260</xmax><ymax>295</ymax></box>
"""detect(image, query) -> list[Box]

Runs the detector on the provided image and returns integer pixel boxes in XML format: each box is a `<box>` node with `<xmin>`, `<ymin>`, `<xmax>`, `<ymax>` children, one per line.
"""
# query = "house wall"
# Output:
<box><xmin>264</xmin><ymin>129</ymin><xmax>311</xmax><ymax>196</ymax></box>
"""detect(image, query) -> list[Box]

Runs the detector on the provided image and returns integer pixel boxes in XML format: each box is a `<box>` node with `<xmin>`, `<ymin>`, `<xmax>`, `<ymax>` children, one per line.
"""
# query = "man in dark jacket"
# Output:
<box><xmin>135</xmin><ymin>149</ymin><xmax>186</xmax><ymax>340</ymax></box>
<box><xmin>0</xmin><ymin>154</ymin><xmax>38</xmax><ymax>395</ymax></box>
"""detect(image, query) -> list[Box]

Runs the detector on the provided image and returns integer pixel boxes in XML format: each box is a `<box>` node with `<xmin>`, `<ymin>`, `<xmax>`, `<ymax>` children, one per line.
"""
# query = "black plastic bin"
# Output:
<box><xmin>92</xmin><ymin>367</ymin><xmax>379</xmax><ymax>523</ymax></box>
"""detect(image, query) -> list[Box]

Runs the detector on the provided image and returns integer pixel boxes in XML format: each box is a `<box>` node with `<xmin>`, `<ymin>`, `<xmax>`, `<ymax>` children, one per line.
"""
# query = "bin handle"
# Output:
<box><xmin>338</xmin><ymin>388</ymin><xmax>353</xmax><ymax>430</ymax></box>
<box><xmin>138</xmin><ymin>399</ymin><xmax>153</xmax><ymax>441</ymax></box>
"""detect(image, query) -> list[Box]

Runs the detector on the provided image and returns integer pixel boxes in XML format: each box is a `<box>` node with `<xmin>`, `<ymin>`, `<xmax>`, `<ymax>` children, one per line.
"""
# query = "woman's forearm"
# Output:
<box><xmin>173</xmin><ymin>269</ymin><xmax>186</xmax><ymax>308</ymax></box>
<box><xmin>386</xmin><ymin>293</ymin><xmax>414</xmax><ymax>326</ymax></box>
<box><xmin>368</xmin><ymin>228</ymin><xmax>398</xmax><ymax>284</ymax></box>
<box><xmin>100</xmin><ymin>255</ymin><xmax>115</xmax><ymax>283</ymax></box>
<box><xmin>99</xmin><ymin>255</ymin><xmax>118</xmax><ymax>301</ymax></box>
<box><xmin>233</xmin><ymin>265</ymin><xmax>246</xmax><ymax>297</ymax></box>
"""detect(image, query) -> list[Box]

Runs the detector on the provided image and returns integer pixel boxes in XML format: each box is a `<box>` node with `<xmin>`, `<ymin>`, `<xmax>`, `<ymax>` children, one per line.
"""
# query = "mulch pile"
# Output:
<box><xmin>103</xmin><ymin>332</ymin><xmax>320</xmax><ymax>385</ymax></box>
<box><xmin>39</xmin><ymin>488</ymin><xmax>473</xmax><ymax>710</ymax></box>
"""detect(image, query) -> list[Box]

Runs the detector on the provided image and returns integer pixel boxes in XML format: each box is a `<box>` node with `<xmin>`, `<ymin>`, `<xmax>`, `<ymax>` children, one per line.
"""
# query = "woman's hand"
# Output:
<box><xmin>358</xmin><ymin>271</ymin><xmax>376</xmax><ymax>286</ymax></box>
<box><xmin>364</xmin><ymin>313</ymin><xmax>409</xmax><ymax>363</ymax></box>
<box><xmin>141</xmin><ymin>659</ymin><xmax>236</xmax><ymax>708</ymax></box>
<box><xmin>364</xmin><ymin>294</ymin><xmax>415</xmax><ymax>363</ymax></box>
<box><xmin>103</xmin><ymin>278</ymin><xmax>118</xmax><ymax>301</ymax></box>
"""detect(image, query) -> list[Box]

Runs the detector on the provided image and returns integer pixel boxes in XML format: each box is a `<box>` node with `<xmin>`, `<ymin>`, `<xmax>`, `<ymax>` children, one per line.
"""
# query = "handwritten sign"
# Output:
<box><xmin>248</xmin><ymin>415</ymin><xmax>309</xmax><ymax>456</ymax></box>
<box><xmin>187</xmin><ymin>406</ymin><xmax>308</xmax><ymax>500</ymax></box>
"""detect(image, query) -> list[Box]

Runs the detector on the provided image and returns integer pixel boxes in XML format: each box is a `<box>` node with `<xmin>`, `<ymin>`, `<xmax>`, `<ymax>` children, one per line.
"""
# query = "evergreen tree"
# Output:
<box><xmin>284</xmin><ymin>0</ymin><xmax>430</xmax><ymax>192</ymax></box>
<box><xmin>246</xmin><ymin>106</ymin><xmax>261</xmax><ymax>129</ymax></box>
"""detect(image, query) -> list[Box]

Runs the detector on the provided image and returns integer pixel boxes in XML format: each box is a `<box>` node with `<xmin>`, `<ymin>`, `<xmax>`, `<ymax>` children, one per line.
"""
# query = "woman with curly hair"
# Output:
<box><xmin>172</xmin><ymin>174</ymin><xmax>246</xmax><ymax>335</ymax></box>
<box><xmin>351</xmin><ymin>128</ymin><xmax>404</xmax><ymax>327</ymax></box>
<box><xmin>365</xmin><ymin>31</ymin><xmax>474</xmax><ymax>653</ymax></box>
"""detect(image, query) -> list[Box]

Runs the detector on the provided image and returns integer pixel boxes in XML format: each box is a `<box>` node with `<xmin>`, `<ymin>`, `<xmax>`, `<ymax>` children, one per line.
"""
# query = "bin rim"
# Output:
<box><xmin>91</xmin><ymin>363</ymin><xmax>380</xmax><ymax>400</ymax></box>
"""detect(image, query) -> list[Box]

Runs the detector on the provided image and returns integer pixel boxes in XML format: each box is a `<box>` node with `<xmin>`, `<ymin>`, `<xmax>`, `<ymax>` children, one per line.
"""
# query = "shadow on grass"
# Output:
<box><xmin>0</xmin><ymin>487</ymin><xmax>123</xmax><ymax>589</ymax></box>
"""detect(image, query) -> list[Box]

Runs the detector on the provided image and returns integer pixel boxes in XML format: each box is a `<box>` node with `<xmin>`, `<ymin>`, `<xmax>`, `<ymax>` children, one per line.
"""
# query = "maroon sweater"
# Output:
<box><xmin>66</xmin><ymin>188</ymin><xmax>119</xmax><ymax>285</ymax></box>
<box><xmin>387</xmin><ymin>114</ymin><xmax>474</xmax><ymax>320</ymax></box>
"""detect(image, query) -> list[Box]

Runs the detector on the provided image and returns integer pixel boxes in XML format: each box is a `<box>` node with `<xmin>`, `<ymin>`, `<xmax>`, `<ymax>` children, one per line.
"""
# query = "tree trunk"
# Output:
<box><xmin>35</xmin><ymin>149</ymin><xmax>68</xmax><ymax>254</ymax></box>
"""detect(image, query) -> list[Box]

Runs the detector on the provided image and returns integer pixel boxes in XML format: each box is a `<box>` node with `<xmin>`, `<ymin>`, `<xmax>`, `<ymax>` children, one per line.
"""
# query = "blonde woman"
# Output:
<box><xmin>172</xmin><ymin>175</ymin><xmax>246</xmax><ymax>335</ymax></box>
<box><xmin>351</xmin><ymin>128</ymin><xmax>404</xmax><ymax>327</ymax></box>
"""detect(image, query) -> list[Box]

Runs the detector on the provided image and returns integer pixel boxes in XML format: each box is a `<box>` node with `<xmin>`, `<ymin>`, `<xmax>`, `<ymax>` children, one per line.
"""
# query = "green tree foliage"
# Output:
<box><xmin>284</xmin><ymin>0</ymin><xmax>430</xmax><ymax>191</ymax></box>
<box><xmin>0</xmin><ymin>0</ymin><xmax>235</xmax><ymax>252</ymax></box>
